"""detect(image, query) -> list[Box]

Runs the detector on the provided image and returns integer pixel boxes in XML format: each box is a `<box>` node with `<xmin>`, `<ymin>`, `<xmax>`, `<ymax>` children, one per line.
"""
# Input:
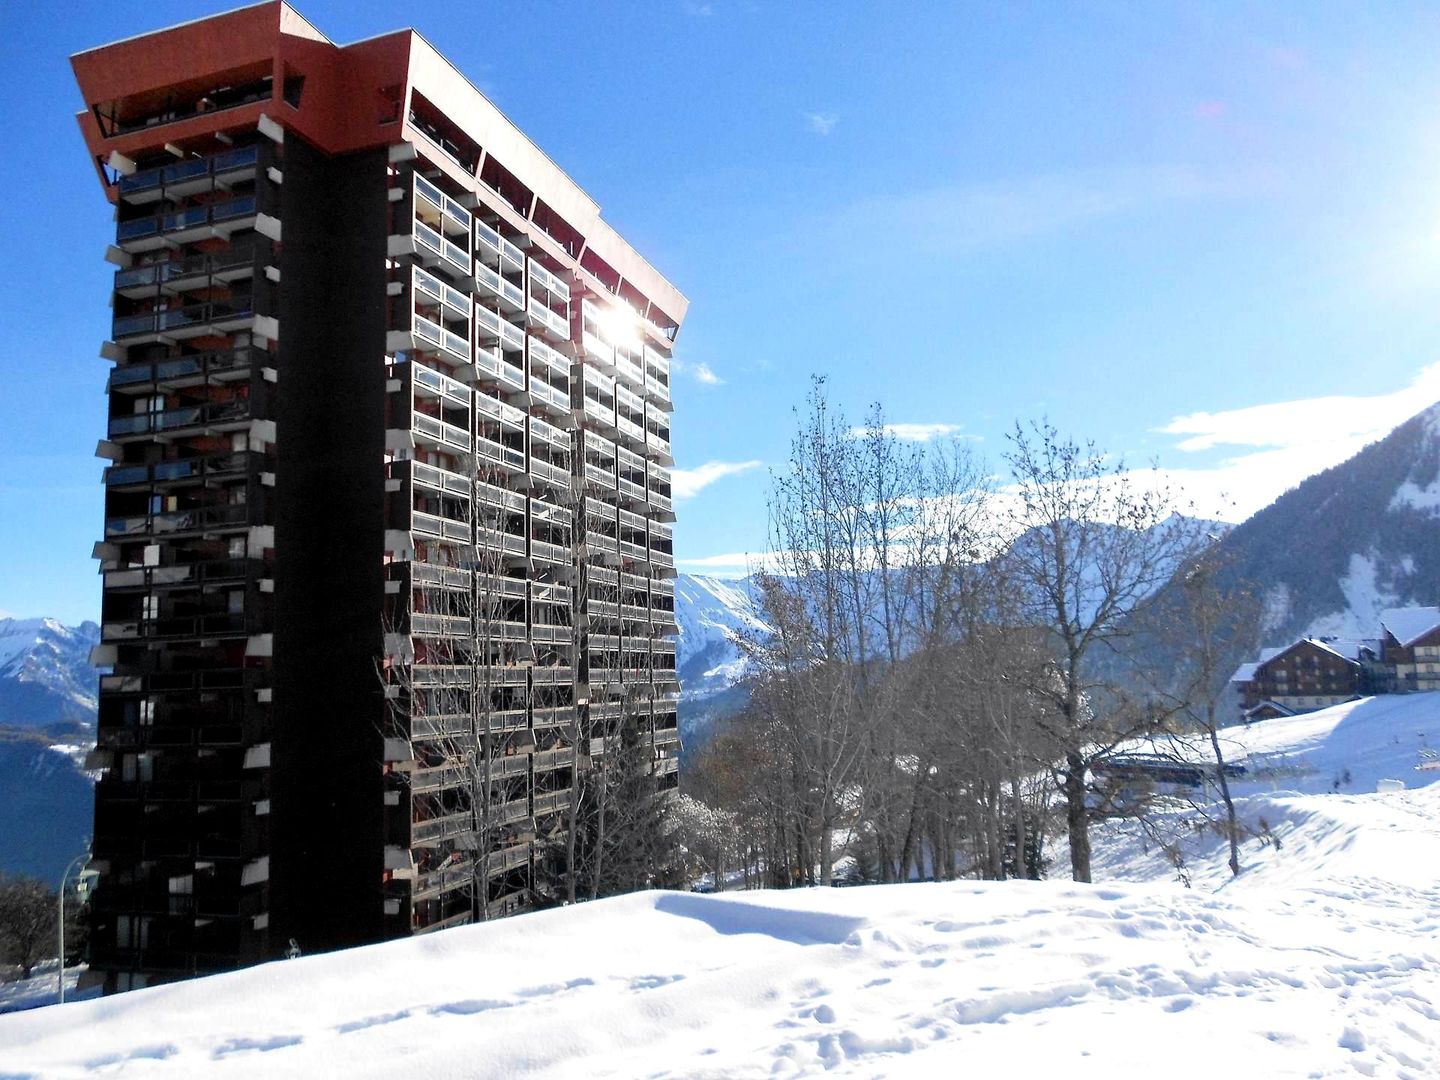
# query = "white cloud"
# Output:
<box><xmin>848</xmin><ymin>422</ymin><xmax>978</xmax><ymax>443</ymax></box>
<box><xmin>804</xmin><ymin>112</ymin><xmax>839</xmax><ymax>136</ymax></box>
<box><xmin>682</xmin><ymin>1</ymin><xmax>713</xmax><ymax>15</ymax></box>
<box><xmin>1158</xmin><ymin>363</ymin><xmax>1440</xmax><ymax>452</ymax></box>
<box><xmin>671</xmin><ymin>459</ymin><xmax>763</xmax><ymax>500</ymax></box>
<box><xmin>675</xmin><ymin>552</ymin><xmax>762</xmax><ymax>578</ymax></box>
<box><xmin>1146</xmin><ymin>362</ymin><xmax>1440</xmax><ymax>521</ymax></box>
<box><xmin>672</xmin><ymin>358</ymin><xmax>724</xmax><ymax>386</ymax></box>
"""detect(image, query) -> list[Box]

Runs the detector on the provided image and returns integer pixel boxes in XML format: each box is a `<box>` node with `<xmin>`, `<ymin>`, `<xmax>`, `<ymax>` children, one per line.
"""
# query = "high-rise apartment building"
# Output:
<box><xmin>73</xmin><ymin>2</ymin><xmax>683</xmax><ymax>993</ymax></box>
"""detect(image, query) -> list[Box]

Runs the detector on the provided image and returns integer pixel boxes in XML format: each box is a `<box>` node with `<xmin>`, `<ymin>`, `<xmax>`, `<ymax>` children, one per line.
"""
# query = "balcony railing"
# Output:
<box><xmin>104</xmin><ymin>502</ymin><xmax>250</xmax><ymax>539</ymax></box>
<box><xmin>116</xmin><ymin>195</ymin><xmax>258</xmax><ymax>245</ymax></box>
<box><xmin>475</xmin><ymin>434</ymin><xmax>525</xmax><ymax>472</ymax></box>
<box><xmin>411</xmin><ymin>511</ymin><xmax>471</xmax><ymax>544</ymax></box>
<box><xmin>531</xmin><ymin>538</ymin><xmax>570</xmax><ymax>564</ymax></box>
<box><xmin>107</xmin><ymin>345</ymin><xmax>262</xmax><ymax>393</ymax></box>
<box><xmin>118</xmin><ymin>146</ymin><xmax>260</xmax><ymax>198</ymax></box>
<box><xmin>412</xmin><ymin>362</ymin><xmax>471</xmax><ymax>406</ymax></box>
<box><xmin>413</xmin><ymin>412</ymin><xmax>471</xmax><ymax>452</ymax></box>
<box><xmin>529</xmin><ymin>457</ymin><xmax>571</xmax><ymax>488</ymax></box>
<box><xmin>104</xmin><ymin>450</ymin><xmax>253</xmax><ymax>488</ymax></box>
<box><xmin>532</xmin><ymin>789</ymin><xmax>572</xmax><ymax>816</ymax></box>
<box><xmin>101</xmin><ymin>611</ymin><xmax>250</xmax><ymax>642</ymax></box>
<box><xmin>114</xmin><ymin>243</ymin><xmax>262</xmax><ymax>293</ymax></box>
<box><xmin>410</xmin><ymin>460</ymin><xmax>472</xmax><ymax>498</ymax></box>
<box><xmin>107</xmin><ymin>399</ymin><xmax>251</xmax><ymax>439</ymax></box>
<box><xmin>528</xmin><ymin>262</ymin><xmax>571</xmax><ymax>304</ymax></box>
<box><xmin>475</xmin><ymin>221</ymin><xmax>502</xmax><ymax>264</ymax></box>
<box><xmin>112</xmin><ymin>298</ymin><xmax>256</xmax><ymax>342</ymax></box>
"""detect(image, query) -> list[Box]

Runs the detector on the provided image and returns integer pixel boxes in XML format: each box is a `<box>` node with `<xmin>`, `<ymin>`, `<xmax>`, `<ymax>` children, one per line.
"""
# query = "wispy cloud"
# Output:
<box><xmin>804</xmin><ymin>111</ymin><xmax>839</xmax><ymax>136</ymax></box>
<box><xmin>826</xmin><ymin>164</ymin><xmax>1271</xmax><ymax>256</ymax></box>
<box><xmin>675</xmin><ymin>552</ymin><xmax>770</xmax><ymax>578</ymax></box>
<box><xmin>1144</xmin><ymin>362</ymin><xmax>1440</xmax><ymax>520</ymax></box>
<box><xmin>672</xmin><ymin>358</ymin><xmax>724</xmax><ymax>386</ymax></box>
<box><xmin>848</xmin><ymin>422</ymin><xmax>978</xmax><ymax>443</ymax></box>
<box><xmin>681</xmin><ymin>1</ymin><xmax>713</xmax><ymax>16</ymax></box>
<box><xmin>672</xmin><ymin>459</ymin><xmax>763</xmax><ymax>500</ymax></box>
<box><xmin>1159</xmin><ymin>364</ymin><xmax>1440</xmax><ymax>452</ymax></box>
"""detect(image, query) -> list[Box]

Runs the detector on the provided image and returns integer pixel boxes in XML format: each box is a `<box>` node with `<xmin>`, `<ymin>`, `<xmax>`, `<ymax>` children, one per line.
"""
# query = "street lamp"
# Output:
<box><xmin>58</xmin><ymin>853</ymin><xmax>90</xmax><ymax>1005</ymax></box>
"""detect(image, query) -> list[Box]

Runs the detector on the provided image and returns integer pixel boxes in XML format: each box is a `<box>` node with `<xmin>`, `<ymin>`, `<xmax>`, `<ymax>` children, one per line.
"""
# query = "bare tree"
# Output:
<box><xmin>1002</xmin><ymin>419</ymin><xmax>1199</xmax><ymax>882</ymax></box>
<box><xmin>0</xmin><ymin>874</ymin><xmax>57</xmax><ymax>979</ymax></box>
<box><xmin>1165</xmin><ymin>544</ymin><xmax>1261</xmax><ymax>877</ymax></box>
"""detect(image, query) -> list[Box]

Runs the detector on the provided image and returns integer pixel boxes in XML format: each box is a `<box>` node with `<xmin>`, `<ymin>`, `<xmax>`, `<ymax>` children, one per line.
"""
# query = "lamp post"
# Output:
<box><xmin>58</xmin><ymin>853</ymin><xmax>90</xmax><ymax>1005</ymax></box>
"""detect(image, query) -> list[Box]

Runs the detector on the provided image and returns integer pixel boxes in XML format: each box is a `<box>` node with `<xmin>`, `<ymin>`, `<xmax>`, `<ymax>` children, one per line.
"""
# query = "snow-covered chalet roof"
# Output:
<box><xmin>1230</xmin><ymin>662</ymin><xmax>1259</xmax><ymax>684</ymax></box>
<box><xmin>1380</xmin><ymin>606</ymin><xmax>1440</xmax><ymax>648</ymax></box>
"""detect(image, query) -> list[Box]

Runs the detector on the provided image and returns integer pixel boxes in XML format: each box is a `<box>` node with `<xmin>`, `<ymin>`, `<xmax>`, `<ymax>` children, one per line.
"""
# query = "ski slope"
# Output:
<box><xmin>3</xmin><ymin>697</ymin><xmax>1437</xmax><ymax>1078</ymax></box>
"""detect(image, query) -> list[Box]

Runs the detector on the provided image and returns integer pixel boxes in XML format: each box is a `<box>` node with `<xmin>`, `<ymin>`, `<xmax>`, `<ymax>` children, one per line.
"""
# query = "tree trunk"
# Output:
<box><xmin>1064</xmin><ymin>752</ymin><xmax>1092</xmax><ymax>882</ymax></box>
<box><xmin>1208</xmin><ymin>706</ymin><xmax>1241</xmax><ymax>877</ymax></box>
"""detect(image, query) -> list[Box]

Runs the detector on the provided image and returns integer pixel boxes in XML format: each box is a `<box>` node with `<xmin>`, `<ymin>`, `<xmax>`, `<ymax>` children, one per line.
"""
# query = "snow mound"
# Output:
<box><xmin>7</xmin><ymin>697</ymin><xmax>1440</xmax><ymax>1077</ymax></box>
<box><xmin>7</xmin><ymin>800</ymin><xmax>1440</xmax><ymax>1075</ymax></box>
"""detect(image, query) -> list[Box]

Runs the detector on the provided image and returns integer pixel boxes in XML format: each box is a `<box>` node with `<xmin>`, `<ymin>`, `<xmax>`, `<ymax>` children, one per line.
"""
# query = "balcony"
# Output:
<box><xmin>107</xmin><ymin>399</ymin><xmax>252</xmax><ymax>441</ymax></box>
<box><xmin>112</xmin><ymin>298</ymin><xmax>257</xmax><ymax>345</ymax></box>
<box><xmin>114</xmin><ymin>242</ymin><xmax>264</xmax><ymax>299</ymax></box>
<box><xmin>412</xmin><ymin>412</ymin><xmax>471</xmax><ymax>453</ymax></box>
<box><xmin>410</xmin><ymin>459</ymin><xmax>472</xmax><ymax>499</ymax></box>
<box><xmin>101</xmin><ymin>611</ymin><xmax>250</xmax><ymax>644</ymax></box>
<box><xmin>414</xmin><ymin>174</ymin><xmax>472</xmax><ymax>238</ymax></box>
<box><xmin>498</xmin><ymin>277</ymin><xmax>526</xmax><ymax>314</ymax></box>
<box><xmin>475</xmin><ymin>433</ymin><xmax>525</xmax><ymax>474</ymax></box>
<box><xmin>530</xmin><ymin>537</ymin><xmax>570</xmax><ymax>565</ymax></box>
<box><xmin>118</xmin><ymin>146</ymin><xmax>260</xmax><ymax>205</ymax></box>
<box><xmin>116</xmin><ymin>195</ymin><xmax>261</xmax><ymax>253</ymax></box>
<box><xmin>104</xmin><ymin>450</ymin><xmax>255</xmax><ymax>489</ymax></box>
<box><xmin>485</xmin><ymin>843</ymin><xmax>531</xmax><ymax>878</ymax></box>
<box><xmin>411</xmin><ymin>511</ymin><xmax>471</xmax><ymax>545</ymax></box>
<box><xmin>102</xmin><ymin>502</ymin><xmax>249</xmax><ymax>542</ymax></box>
<box><xmin>528</xmin><ymin>262</ymin><xmax>571</xmax><ymax>304</ymax></box>
<box><xmin>474</xmin><ymin>220</ymin><xmax>502</xmax><ymax>266</ymax></box>
<box><xmin>412</xmin><ymin>361</ymin><xmax>471</xmax><ymax>407</ymax></box>
<box><xmin>526</xmin><ymin>660</ymin><xmax>570</xmax><ymax>684</ymax></box>
<box><xmin>107</xmin><ymin>345</ymin><xmax>264</xmax><ymax>394</ymax></box>
<box><xmin>527</xmin><ymin>296</ymin><xmax>569</xmax><ymax>342</ymax></box>
<box><xmin>532</xmin><ymin>789</ymin><xmax>571</xmax><ymax>817</ymax></box>
<box><xmin>499</xmin><ymin>236</ymin><xmax>525</xmax><ymax>268</ymax></box>
<box><xmin>528</xmin><ymin>456</ymin><xmax>571</xmax><ymax>489</ymax></box>
<box><xmin>101</xmin><ymin>557</ymin><xmax>261</xmax><ymax>594</ymax></box>
<box><xmin>533</xmin><ymin>748</ymin><xmax>575</xmax><ymax>773</ymax></box>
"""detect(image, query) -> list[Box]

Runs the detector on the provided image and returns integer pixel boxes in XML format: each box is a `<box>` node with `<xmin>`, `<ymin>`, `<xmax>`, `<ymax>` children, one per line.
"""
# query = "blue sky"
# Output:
<box><xmin>4</xmin><ymin>1</ymin><xmax>1440</xmax><ymax>624</ymax></box>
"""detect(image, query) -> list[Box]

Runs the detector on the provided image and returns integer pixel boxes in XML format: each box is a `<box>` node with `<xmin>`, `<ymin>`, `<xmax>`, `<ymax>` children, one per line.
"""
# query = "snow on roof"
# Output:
<box><xmin>1230</xmin><ymin>662</ymin><xmax>1259</xmax><ymax>684</ymax></box>
<box><xmin>1380</xmin><ymin>606</ymin><xmax>1440</xmax><ymax>648</ymax></box>
<box><xmin>1243</xmin><ymin>699</ymin><xmax>1295</xmax><ymax>719</ymax></box>
<box><xmin>1318</xmin><ymin>638</ymin><xmax>1379</xmax><ymax>662</ymax></box>
<box><xmin>1304</xmin><ymin>638</ymin><xmax>1361</xmax><ymax>665</ymax></box>
<box><xmin>1258</xmin><ymin>647</ymin><xmax>1283</xmax><ymax>663</ymax></box>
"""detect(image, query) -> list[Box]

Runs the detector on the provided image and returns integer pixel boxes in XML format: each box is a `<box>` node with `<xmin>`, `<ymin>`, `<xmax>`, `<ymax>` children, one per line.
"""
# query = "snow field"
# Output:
<box><xmin>3</xmin><ymin>695</ymin><xmax>1438</xmax><ymax>1077</ymax></box>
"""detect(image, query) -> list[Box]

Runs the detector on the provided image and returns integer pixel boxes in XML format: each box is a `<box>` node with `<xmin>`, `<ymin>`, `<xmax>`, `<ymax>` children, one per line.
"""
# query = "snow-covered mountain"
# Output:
<box><xmin>675</xmin><ymin>574</ymin><xmax>768</xmax><ymax>702</ymax></box>
<box><xmin>0</xmin><ymin>617</ymin><xmax>100</xmax><ymax>733</ymax></box>
<box><xmin>1211</xmin><ymin>400</ymin><xmax>1440</xmax><ymax>643</ymax></box>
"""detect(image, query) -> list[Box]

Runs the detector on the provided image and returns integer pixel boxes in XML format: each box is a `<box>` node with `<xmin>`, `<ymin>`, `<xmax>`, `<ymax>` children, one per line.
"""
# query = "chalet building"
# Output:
<box><xmin>1230</xmin><ymin>638</ymin><xmax>1366</xmax><ymax>719</ymax></box>
<box><xmin>1379</xmin><ymin>607</ymin><xmax>1440</xmax><ymax>692</ymax></box>
<box><xmin>1232</xmin><ymin>605</ymin><xmax>1440</xmax><ymax>720</ymax></box>
<box><xmin>74</xmin><ymin>2</ymin><xmax>682</xmax><ymax>993</ymax></box>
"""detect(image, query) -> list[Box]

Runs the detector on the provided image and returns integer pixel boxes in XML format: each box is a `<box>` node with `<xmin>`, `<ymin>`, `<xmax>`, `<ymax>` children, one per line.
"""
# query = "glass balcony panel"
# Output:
<box><xmin>414</xmin><ymin>219</ymin><xmax>444</xmax><ymax>256</ymax></box>
<box><xmin>413</xmin><ymin>267</ymin><xmax>444</xmax><ymax>302</ymax></box>
<box><xmin>211</xmin><ymin>195</ymin><xmax>257</xmax><ymax>222</ymax></box>
<box><xmin>414</xmin><ymin>174</ymin><xmax>445</xmax><ymax>209</ymax></box>
<box><xmin>211</xmin><ymin>146</ymin><xmax>259</xmax><ymax>173</ymax></box>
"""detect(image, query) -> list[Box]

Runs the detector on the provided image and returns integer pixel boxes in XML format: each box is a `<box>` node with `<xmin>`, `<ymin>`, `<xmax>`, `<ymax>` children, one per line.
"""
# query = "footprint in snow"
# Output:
<box><xmin>212</xmin><ymin>1034</ymin><xmax>303</xmax><ymax>1057</ymax></box>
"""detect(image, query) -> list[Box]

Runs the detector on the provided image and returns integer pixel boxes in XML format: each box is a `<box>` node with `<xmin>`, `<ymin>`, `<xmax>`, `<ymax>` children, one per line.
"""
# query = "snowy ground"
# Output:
<box><xmin>3</xmin><ymin>696</ymin><xmax>1438</xmax><ymax>1078</ymax></box>
<box><xmin>0</xmin><ymin>963</ymin><xmax>90</xmax><ymax>1016</ymax></box>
